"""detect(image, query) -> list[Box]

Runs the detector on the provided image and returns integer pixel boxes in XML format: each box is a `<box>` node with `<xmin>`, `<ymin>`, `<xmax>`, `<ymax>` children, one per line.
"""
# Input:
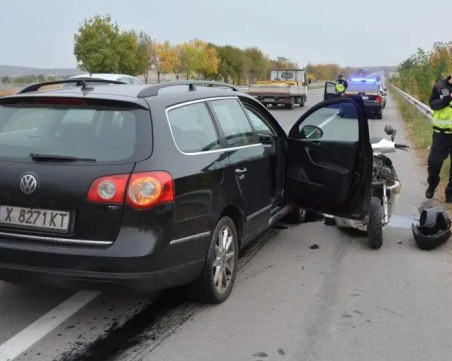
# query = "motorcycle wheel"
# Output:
<box><xmin>367</xmin><ymin>196</ymin><xmax>383</xmax><ymax>249</ymax></box>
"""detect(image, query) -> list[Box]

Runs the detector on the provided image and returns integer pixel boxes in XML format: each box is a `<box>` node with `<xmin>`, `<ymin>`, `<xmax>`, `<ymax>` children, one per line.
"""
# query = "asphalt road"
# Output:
<box><xmin>2</xmin><ymin>88</ymin><xmax>452</xmax><ymax>361</ymax></box>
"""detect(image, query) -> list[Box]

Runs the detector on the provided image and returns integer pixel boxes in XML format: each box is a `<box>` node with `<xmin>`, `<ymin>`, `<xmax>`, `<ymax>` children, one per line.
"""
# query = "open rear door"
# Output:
<box><xmin>285</xmin><ymin>98</ymin><xmax>372</xmax><ymax>219</ymax></box>
<box><xmin>324</xmin><ymin>81</ymin><xmax>339</xmax><ymax>101</ymax></box>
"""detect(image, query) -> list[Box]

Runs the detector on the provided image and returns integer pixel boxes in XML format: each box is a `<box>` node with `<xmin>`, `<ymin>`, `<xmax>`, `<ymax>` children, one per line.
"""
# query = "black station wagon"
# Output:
<box><xmin>0</xmin><ymin>80</ymin><xmax>372</xmax><ymax>303</ymax></box>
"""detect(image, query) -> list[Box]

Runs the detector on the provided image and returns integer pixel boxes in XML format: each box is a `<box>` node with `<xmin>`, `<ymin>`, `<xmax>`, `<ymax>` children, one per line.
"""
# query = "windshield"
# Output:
<box><xmin>0</xmin><ymin>103</ymin><xmax>151</xmax><ymax>163</ymax></box>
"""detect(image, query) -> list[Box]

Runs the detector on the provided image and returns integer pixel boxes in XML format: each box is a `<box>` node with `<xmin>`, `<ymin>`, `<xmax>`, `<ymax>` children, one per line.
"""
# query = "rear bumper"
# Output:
<box><xmin>0</xmin><ymin>259</ymin><xmax>204</xmax><ymax>292</ymax></box>
<box><xmin>364</xmin><ymin>103</ymin><xmax>383</xmax><ymax>114</ymax></box>
<box><xmin>0</xmin><ymin>222</ymin><xmax>211</xmax><ymax>291</ymax></box>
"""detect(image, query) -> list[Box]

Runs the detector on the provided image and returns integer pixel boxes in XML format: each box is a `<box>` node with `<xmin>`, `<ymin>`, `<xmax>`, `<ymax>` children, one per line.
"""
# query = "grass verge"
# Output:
<box><xmin>390</xmin><ymin>88</ymin><xmax>451</xmax><ymax>207</ymax></box>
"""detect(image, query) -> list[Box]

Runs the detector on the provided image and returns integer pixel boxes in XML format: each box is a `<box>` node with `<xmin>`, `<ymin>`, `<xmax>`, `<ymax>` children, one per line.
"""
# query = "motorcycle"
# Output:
<box><xmin>325</xmin><ymin>125</ymin><xmax>409</xmax><ymax>249</ymax></box>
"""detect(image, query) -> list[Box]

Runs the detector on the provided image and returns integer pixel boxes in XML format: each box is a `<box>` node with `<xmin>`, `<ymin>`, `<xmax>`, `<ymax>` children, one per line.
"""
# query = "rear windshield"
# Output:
<box><xmin>346</xmin><ymin>83</ymin><xmax>379</xmax><ymax>93</ymax></box>
<box><xmin>0</xmin><ymin>101</ymin><xmax>152</xmax><ymax>163</ymax></box>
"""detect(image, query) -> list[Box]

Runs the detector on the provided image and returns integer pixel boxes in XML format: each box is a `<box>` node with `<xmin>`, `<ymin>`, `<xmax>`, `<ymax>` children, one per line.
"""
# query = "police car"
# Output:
<box><xmin>324</xmin><ymin>78</ymin><xmax>387</xmax><ymax>119</ymax></box>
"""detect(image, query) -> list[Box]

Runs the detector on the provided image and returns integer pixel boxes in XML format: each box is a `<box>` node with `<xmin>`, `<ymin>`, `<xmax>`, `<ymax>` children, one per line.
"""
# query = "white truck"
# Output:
<box><xmin>247</xmin><ymin>69</ymin><xmax>308</xmax><ymax>109</ymax></box>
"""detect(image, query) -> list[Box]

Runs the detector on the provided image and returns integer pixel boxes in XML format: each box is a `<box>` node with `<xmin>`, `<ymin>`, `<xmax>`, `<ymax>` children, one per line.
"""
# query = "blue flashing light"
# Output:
<box><xmin>349</xmin><ymin>78</ymin><xmax>378</xmax><ymax>83</ymax></box>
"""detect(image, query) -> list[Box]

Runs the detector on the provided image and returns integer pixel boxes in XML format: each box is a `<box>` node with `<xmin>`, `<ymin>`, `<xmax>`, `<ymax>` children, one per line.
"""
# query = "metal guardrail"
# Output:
<box><xmin>388</xmin><ymin>83</ymin><xmax>433</xmax><ymax>120</ymax></box>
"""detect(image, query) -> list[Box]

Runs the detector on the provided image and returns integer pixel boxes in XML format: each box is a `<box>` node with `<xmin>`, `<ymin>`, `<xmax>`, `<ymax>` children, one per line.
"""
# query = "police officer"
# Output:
<box><xmin>335</xmin><ymin>74</ymin><xmax>348</xmax><ymax>95</ymax></box>
<box><xmin>425</xmin><ymin>74</ymin><xmax>452</xmax><ymax>201</ymax></box>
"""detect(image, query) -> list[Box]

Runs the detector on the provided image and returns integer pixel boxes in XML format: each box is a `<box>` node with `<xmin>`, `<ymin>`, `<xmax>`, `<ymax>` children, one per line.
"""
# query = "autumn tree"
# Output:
<box><xmin>199</xmin><ymin>45</ymin><xmax>219</xmax><ymax>79</ymax></box>
<box><xmin>306</xmin><ymin>63</ymin><xmax>341</xmax><ymax>81</ymax></box>
<box><xmin>159</xmin><ymin>41</ymin><xmax>181</xmax><ymax>80</ymax></box>
<box><xmin>175</xmin><ymin>39</ymin><xmax>218</xmax><ymax>80</ymax></box>
<box><xmin>150</xmin><ymin>41</ymin><xmax>165</xmax><ymax>83</ymax></box>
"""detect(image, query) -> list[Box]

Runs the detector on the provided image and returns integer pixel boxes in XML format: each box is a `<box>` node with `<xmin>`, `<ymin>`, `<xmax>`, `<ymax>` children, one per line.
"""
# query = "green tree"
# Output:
<box><xmin>243</xmin><ymin>47</ymin><xmax>269</xmax><ymax>84</ymax></box>
<box><xmin>217</xmin><ymin>45</ymin><xmax>245</xmax><ymax>84</ymax></box>
<box><xmin>136</xmin><ymin>31</ymin><xmax>153</xmax><ymax>83</ymax></box>
<box><xmin>73</xmin><ymin>15</ymin><xmax>141</xmax><ymax>75</ymax></box>
<box><xmin>116</xmin><ymin>30</ymin><xmax>139</xmax><ymax>75</ymax></box>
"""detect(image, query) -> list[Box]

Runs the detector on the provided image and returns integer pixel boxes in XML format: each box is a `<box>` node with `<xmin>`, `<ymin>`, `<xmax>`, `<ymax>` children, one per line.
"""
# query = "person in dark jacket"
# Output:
<box><xmin>426</xmin><ymin>74</ymin><xmax>452</xmax><ymax>201</ymax></box>
<box><xmin>335</xmin><ymin>74</ymin><xmax>348</xmax><ymax>95</ymax></box>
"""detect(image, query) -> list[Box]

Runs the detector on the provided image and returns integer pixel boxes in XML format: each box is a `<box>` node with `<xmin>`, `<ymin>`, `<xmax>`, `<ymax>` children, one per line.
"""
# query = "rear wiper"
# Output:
<box><xmin>30</xmin><ymin>153</ymin><xmax>96</xmax><ymax>162</ymax></box>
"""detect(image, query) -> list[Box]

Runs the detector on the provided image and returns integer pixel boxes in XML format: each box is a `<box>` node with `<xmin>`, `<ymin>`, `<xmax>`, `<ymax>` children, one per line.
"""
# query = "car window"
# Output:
<box><xmin>130</xmin><ymin>77</ymin><xmax>142</xmax><ymax>85</ymax></box>
<box><xmin>118</xmin><ymin>77</ymin><xmax>133</xmax><ymax>84</ymax></box>
<box><xmin>294</xmin><ymin>103</ymin><xmax>359</xmax><ymax>142</ymax></box>
<box><xmin>167</xmin><ymin>102</ymin><xmax>221</xmax><ymax>153</ymax></box>
<box><xmin>244</xmin><ymin>107</ymin><xmax>275</xmax><ymax>135</ymax></box>
<box><xmin>209</xmin><ymin>98</ymin><xmax>256</xmax><ymax>147</ymax></box>
<box><xmin>0</xmin><ymin>103</ymin><xmax>150</xmax><ymax>163</ymax></box>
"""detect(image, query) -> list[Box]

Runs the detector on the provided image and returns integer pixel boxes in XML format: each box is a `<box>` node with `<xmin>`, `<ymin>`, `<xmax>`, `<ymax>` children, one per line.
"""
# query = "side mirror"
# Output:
<box><xmin>384</xmin><ymin>125</ymin><xmax>397</xmax><ymax>141</ymax></box>
<box><xmin>384</xmin><ymin>125</ymin><xmax>394</xmax><ymax>135</ymax></box>
<box><xmin>300</xmin><ymin>125</ymin><xmax>323</xmax><ymax>139</ymax></box>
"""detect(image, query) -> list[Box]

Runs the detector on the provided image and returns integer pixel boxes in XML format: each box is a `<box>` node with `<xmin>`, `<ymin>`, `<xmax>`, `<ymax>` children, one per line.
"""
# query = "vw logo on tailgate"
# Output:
<box><xmin>19</xmin><ymin>174</ymin><xmax>38</xmax><ymax>195</ymax></box>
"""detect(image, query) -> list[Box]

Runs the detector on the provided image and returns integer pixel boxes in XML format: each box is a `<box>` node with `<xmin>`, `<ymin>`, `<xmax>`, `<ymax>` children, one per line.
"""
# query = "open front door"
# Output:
<box><xmin>324</xmin><ymin>81</ymin><xmax>339</xmax><ymax>101</ymax></box>
<box><xmin>286</xmin><ymin>98</ymin><xmax>372</xmax><ymax>219</ymax></box>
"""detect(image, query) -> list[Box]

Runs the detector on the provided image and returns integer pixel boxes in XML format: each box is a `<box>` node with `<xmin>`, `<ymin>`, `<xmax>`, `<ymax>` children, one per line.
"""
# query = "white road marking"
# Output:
<box><xmin>306</xmin><ymin>114</ymin><xmax>338</xmax><ymax>138</ymax></box>
<box><xmin>0</xmin><ymin>290</ymin><xmax>100</xmax><ymax>361</ymax></box>
<box><xmin>318</xmin><ymin>113</ymin><xmax>337</xmax><ymax>129</ymax></box>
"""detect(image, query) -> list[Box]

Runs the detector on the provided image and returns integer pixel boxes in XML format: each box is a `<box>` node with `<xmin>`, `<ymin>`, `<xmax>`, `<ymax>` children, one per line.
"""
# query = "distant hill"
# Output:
<box><xmin>0</xmin><ymin>65</ymin><xmax>83</xmax><ymax>77</ymax></box>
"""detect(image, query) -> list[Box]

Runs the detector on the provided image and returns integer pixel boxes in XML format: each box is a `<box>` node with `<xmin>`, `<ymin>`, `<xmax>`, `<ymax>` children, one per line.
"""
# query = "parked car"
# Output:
<box><xmin>0</xmin><ymin>80</ymin><xmax>372</xmax><ymax>303</ymax></box>
<box><xmin>324</xmin><ymin>79</ymin><xmax>386</xmax><ymax>119</ymax></box>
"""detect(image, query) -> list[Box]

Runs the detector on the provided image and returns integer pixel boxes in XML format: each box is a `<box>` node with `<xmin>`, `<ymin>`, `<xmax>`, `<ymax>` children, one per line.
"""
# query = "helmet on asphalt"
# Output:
<box><xmin>412</xmin><ymin>206</ymin><xmax>451</xmax><ymax>250</ymax></box>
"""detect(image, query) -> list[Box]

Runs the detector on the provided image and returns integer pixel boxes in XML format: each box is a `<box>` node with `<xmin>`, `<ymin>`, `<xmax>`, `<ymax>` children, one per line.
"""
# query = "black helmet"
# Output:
<box><xmin>412</xmin><ymin>206</ymin><xmax>451</xmax><ymax>250</ymax></box>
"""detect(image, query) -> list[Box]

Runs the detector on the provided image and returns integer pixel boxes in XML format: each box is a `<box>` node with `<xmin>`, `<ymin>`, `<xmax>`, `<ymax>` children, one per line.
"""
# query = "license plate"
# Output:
<box><xmin>263</xmin><ymin>98</ymin><xmax>275</xmax><ymax>102</ymax></box>
<box><xmin>0</xmin><ymin>205</ymin><xmax>71</xmax><ymax>233</ymax></box>
<box><xmin>361</xmin><ymin>96</ymin><xmax>369</xmax><ymax>100</ymax></box>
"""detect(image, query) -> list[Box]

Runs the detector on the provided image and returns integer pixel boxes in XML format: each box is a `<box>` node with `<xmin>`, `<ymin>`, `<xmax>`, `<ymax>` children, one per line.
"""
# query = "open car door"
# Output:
<box><xmin>324</xmin><ymin>81</ymin><xmax>339</xmax><ymax>101</ymax></box>
<box><xmin>286</xmin><ymin>98</ymin><xmax>372</xmax><ymax>219</ymax></box>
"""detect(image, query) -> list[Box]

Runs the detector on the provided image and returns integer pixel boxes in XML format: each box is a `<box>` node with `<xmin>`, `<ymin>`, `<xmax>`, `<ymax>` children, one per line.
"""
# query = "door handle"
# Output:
<box><xmin>235</xmin><ymin>167</ymin><xmax>247</xmax><ymax>174</ymax></box>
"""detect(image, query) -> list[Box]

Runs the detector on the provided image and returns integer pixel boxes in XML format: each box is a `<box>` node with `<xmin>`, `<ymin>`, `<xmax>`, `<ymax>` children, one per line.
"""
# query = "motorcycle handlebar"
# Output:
<box><xmin>395</xmin><ymin>143</ymin><xmax>409</xmax><ymax>150</ymax></box>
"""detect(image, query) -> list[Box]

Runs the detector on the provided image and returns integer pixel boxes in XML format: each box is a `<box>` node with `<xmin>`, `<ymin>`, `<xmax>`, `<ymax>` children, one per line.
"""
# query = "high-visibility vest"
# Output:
<box><xmin>336</xmin><ymin>82</ymin><xmax>345</xmax><ymax>93</ymax></box>
<box><xmin>432</xmin><ymin>82</ymin><xmax>452</xmax><ymax>133</ymax></box>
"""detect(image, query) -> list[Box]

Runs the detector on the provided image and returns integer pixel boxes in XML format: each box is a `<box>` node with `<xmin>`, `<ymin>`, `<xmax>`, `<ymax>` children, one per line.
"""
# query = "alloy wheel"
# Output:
<box><xmin>212</xmin><ymin>225</ymin><xmax>235</xmax><ymax>295</ymax></box>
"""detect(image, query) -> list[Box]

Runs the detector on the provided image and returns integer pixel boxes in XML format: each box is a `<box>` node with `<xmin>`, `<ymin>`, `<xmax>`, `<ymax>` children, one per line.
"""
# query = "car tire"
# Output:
<box><xmin>324</xmin><ymin>215</ymin><xmax>336</xmax><ymax>226</ymax></box>
<box><xmin>376</xmin><ymin>111</ymin><xmax>383</xmax><ymax>119</ymax></box>
<box><xmin>367</xmin><ymin>197</ymin><xmax>383</xmax><ymax>249</ymax></box>
<box><xmin>284</xmin><ymin>206</ymin><xmax>307</xmax><ymax>224</ymax></box>
<box><xmin>299</xmin><ymin>97</ymin><xmax>305</xmax><ymax>107</ymax></box>
<box><xmin>189</xmin><ymin>216</ymin><xmax>238</xmax><ymax>304</ymax></box>
<box><xmin>285</xmin><ymin>98</ymin><xmax>295</xmax><ymax>109</ymax></box>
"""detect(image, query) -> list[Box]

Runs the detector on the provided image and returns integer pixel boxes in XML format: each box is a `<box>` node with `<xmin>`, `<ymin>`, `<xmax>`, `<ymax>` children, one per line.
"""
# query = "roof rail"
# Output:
<box><xmin>137</xmin><ymin>80</ymin><xmax>239</xmax><ymax>98</ymax></box>
<box><xmin>19</xmin><ymin>79</ymin><xmax>127</xmax><ymax>94</ymax></box>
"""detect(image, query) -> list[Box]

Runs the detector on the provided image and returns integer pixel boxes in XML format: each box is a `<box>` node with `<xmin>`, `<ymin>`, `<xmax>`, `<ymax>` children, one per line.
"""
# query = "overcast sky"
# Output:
<box><xmin>1</xmin><ymin>0</ymin><xmax>450</xmax><ymax>69</ymax></box>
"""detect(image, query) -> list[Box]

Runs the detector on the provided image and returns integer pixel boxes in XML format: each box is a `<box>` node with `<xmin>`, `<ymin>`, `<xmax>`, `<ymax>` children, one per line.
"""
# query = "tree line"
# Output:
<box><xmin>73</xmin><ymin>15</ymin><xmax>347</xmax><ymax>84</ymax></box>
<box><xmin>392</xmin><ymin>42</ymin><xmax>452</xmax><ymax>104</ymax></box>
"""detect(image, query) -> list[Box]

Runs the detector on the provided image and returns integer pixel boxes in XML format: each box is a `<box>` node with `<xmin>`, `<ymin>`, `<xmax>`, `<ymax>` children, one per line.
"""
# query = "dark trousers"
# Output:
<box><xmin>427</xmin><ymin>132</ymin><xmax>452</xmax><ymax>197</ymax></box>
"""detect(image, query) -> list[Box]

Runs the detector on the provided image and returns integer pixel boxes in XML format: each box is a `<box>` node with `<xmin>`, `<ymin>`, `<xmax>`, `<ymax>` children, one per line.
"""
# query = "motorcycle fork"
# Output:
<box><xmin>382</xmin><ymin>183</ymin><xmax>388</xmax><ymax>225</ymax></box>
<box><xmin>372</xmin><ymin>182</ymin><xmax>389</xmax><ymax>225</ymax></box>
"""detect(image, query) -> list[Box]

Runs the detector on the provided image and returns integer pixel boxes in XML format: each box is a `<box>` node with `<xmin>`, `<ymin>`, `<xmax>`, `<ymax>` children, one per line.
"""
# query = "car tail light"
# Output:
<box><xmin>375</xmin><ymin>96</ymin><xmax>383</xmax><ymax>103</ymax></box>
<box><xmin>126</xmin><ymin>171</ymin><xmax>174</xmax><ymax>209</ymax></box>
<box><xmin>87</xmin><ymin>174</ymin><xmax>129</xmax><ymax>203</ymax></box>
<box><xmin>87</xmin><ymin>171</ymin><xmax>174</xmax><ymax>210</ymax></box>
